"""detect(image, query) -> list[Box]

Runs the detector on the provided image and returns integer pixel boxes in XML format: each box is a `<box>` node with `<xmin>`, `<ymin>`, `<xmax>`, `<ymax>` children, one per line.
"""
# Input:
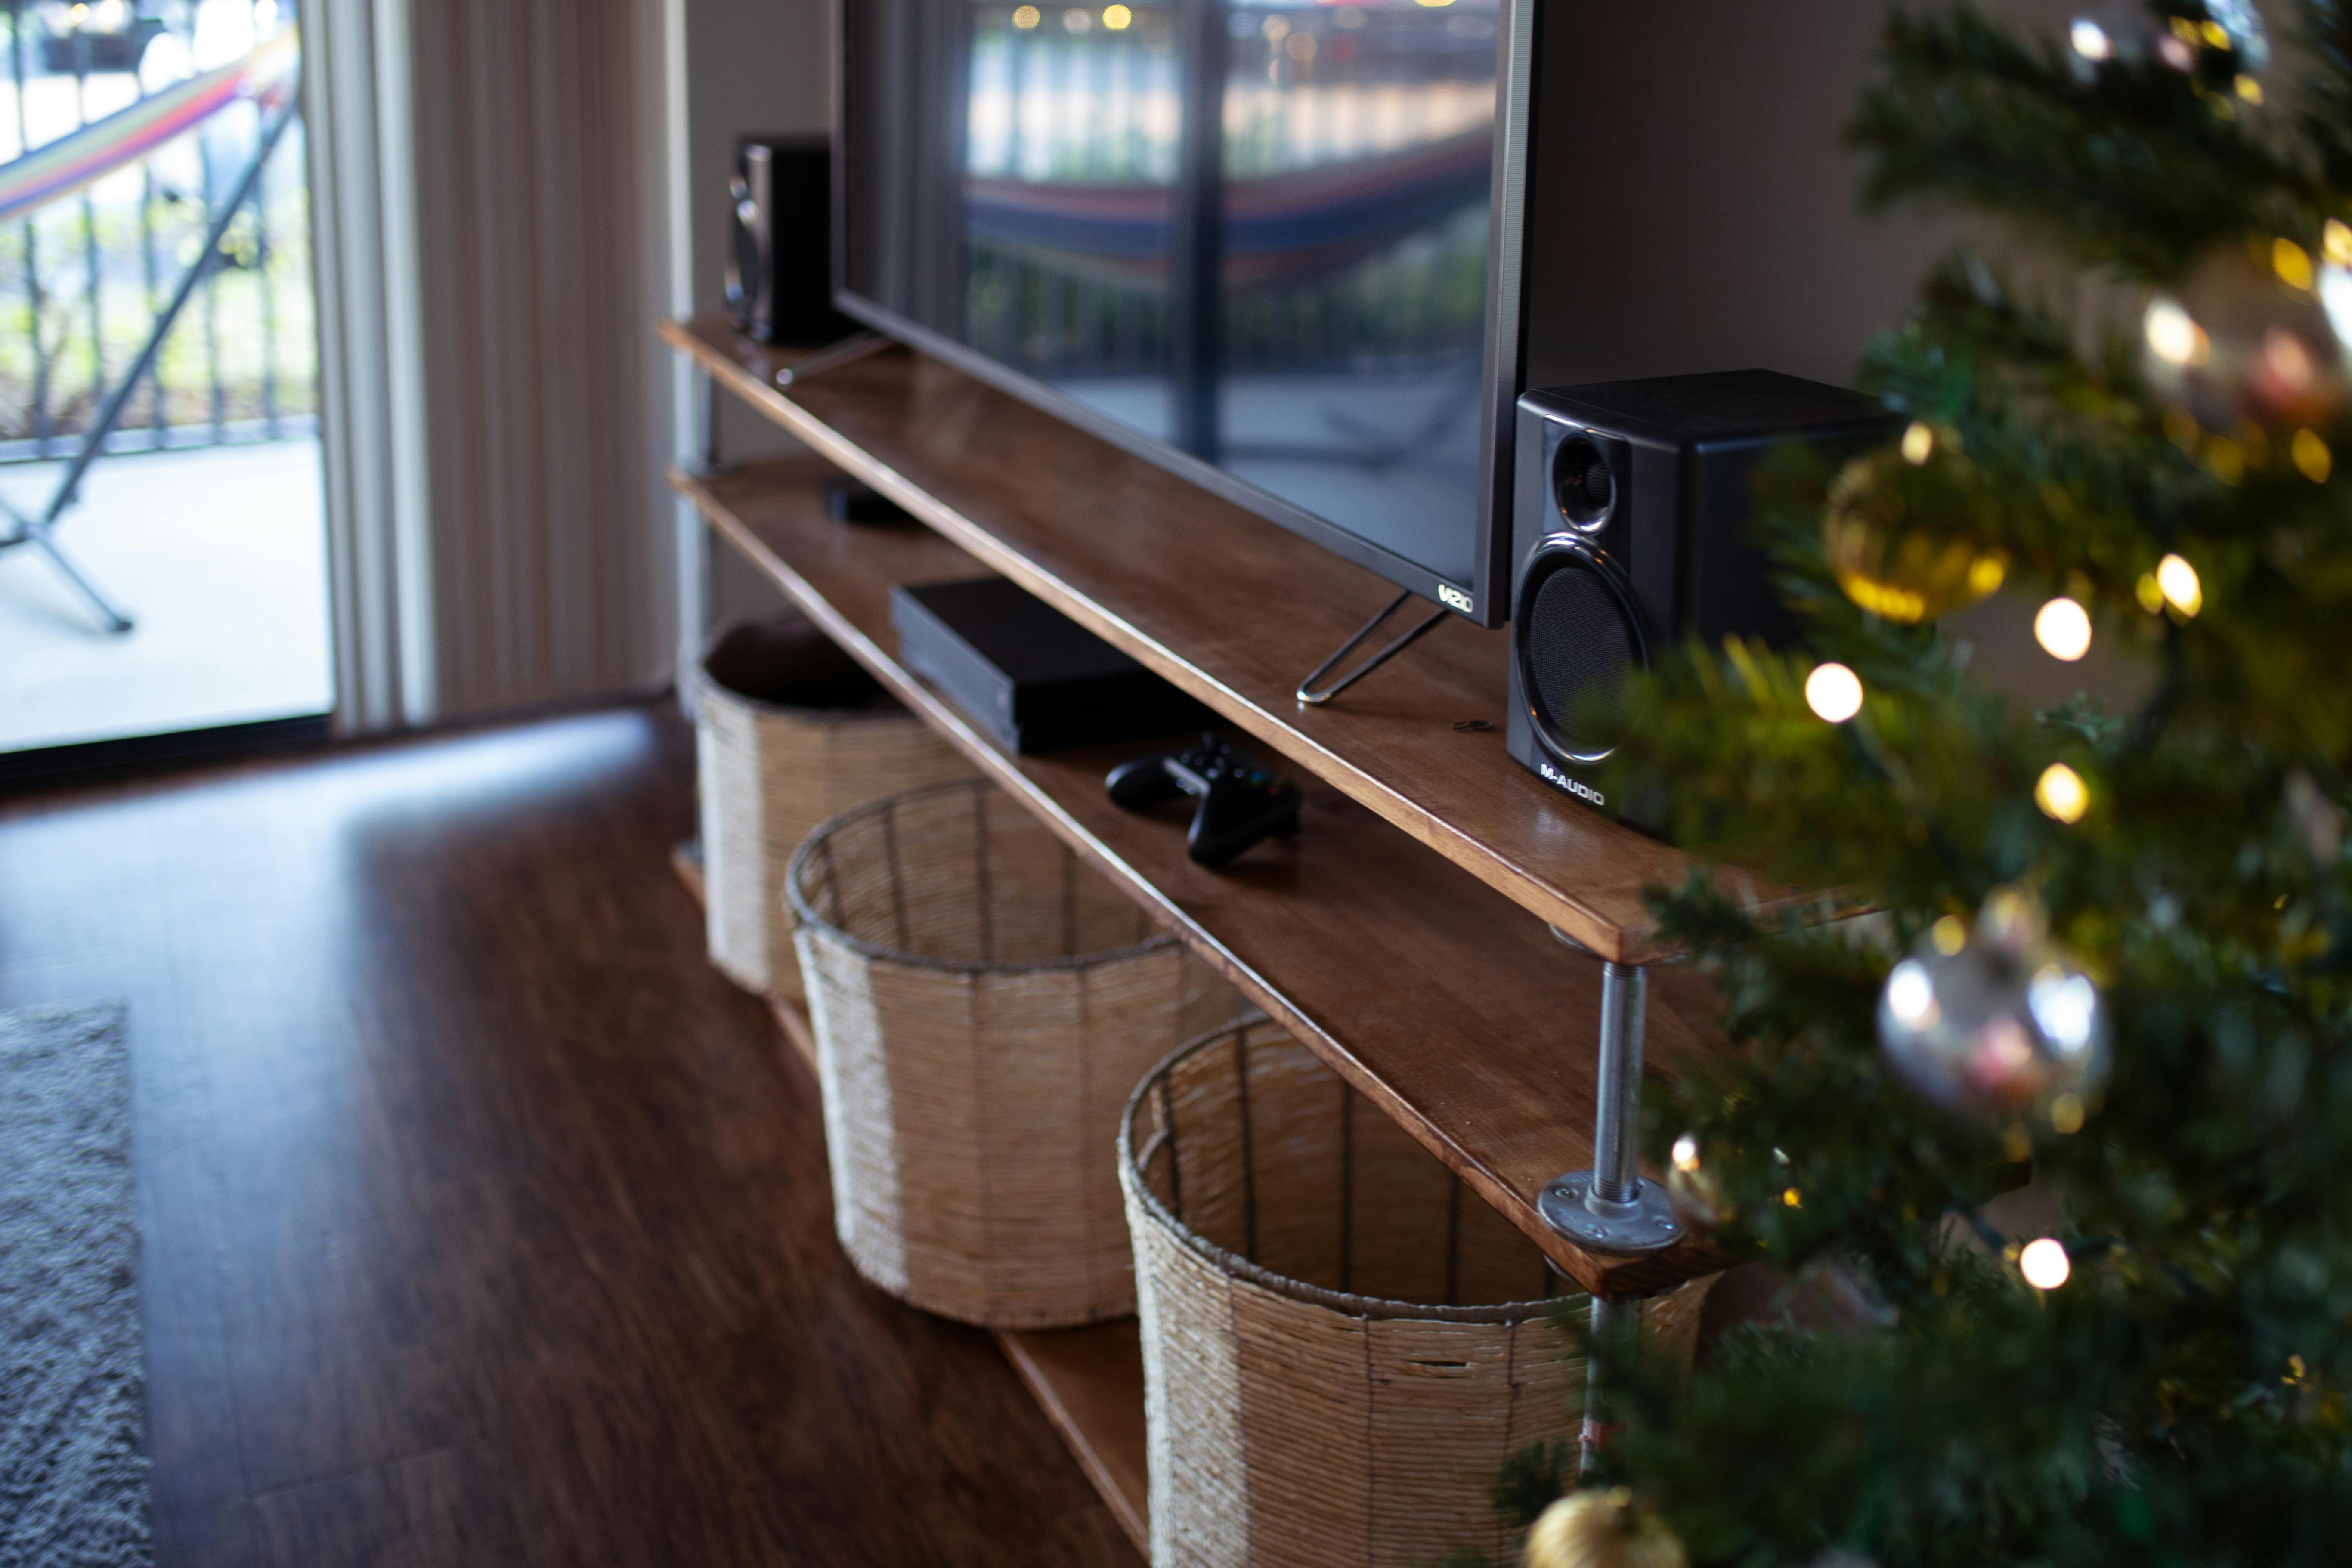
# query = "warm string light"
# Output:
<box><xmin>2034</xmin><ymin>598</ymin><xmax>2093</xmax><ymax>661</ymax></box>
<box><xmin>2019</xmin><ymin>1237</ymin><xmax>2072</xmax><ymax>1290</ymax></box>
<box><xmin>2155</xmin><ymin>554</ymin><xmax>2203</xmax><ymax>615</ymax></box>
<box><xmin>2036</xmin><ymin>763</ymin><xmax>2089</xmax><ymax>824</ymax></box>
<box><xmin>1671</xmin><ymin>1135</ymin><xmax>1702</xmax><ymax>1172</ymax></box>
<box><xmin>2293</xmin><ymin>428</ymin><xmax>2334</xmax><ymax>482</ymax></box>
<box><xmin>2144</xmin><ymin>299</ymin><xmax>2209</xmax><ymax>367</ymax></box>
<box><xmin>1804</xmin><ymin>662</ymin><xmax>1865</xmax><ymax>723</ymax></box>
<box><xmin>1900</xmin><ymin>421</ymin><xmax>1936</xmax><ymax>464</ymax></box>
<box><xmin>1102</xmin><ymin>3</ymin><xmax>1132</xmax><ymax>28</ymax></box>
<box><xmin>1012</xmin><ymin>4</ymin><xmax>1041</xmax><ymax>27</ymax></box>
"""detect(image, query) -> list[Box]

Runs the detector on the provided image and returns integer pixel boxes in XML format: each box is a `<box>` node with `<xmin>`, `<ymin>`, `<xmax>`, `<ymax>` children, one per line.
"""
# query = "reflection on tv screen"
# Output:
<box><xmin>857</xmin><ymin>0</ymin><xmax>1503</xmax><ymax>585</ymax></box>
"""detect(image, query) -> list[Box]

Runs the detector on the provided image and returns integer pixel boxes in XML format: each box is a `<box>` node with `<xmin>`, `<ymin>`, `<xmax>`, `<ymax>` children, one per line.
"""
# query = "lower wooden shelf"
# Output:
<box><xmin>668</xmin><ymin>454</ymin><xmax>1727</xmax><ymax>1301</ymax></box>
<box><xmin>669</xmin><ymin>837</ymin><xmax>1152</xmax><ymax>1553</ymax></box>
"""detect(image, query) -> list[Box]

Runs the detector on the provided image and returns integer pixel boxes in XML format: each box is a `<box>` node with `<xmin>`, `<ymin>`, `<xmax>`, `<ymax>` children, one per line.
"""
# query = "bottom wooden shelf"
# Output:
<box><xmin>670</xmin><ymin>838</ymin><xmax>1152</xmax><ymax>1553</ymax></box>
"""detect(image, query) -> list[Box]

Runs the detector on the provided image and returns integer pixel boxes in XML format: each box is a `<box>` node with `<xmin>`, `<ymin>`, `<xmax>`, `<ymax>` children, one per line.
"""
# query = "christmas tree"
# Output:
<box><xmin>1499</xmin><ymin>3</ymin><xmax>2352</xmax><ymax>1564</ymax></box>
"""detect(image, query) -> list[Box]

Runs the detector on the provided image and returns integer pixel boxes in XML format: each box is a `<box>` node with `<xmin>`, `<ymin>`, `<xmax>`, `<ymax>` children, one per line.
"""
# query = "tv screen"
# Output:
<box><xmin>839</xmin><ymin>0</ymin><xmax>1527</xmax><ymax>624</ymax></box>
<box><xmin>838</xmin><ymin>0</ymin><xmax>2100</xmax><ymax>637</ymax></box>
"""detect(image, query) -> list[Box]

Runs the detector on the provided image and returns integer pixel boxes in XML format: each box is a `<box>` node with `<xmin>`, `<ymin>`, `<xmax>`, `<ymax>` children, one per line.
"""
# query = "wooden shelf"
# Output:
<box><xmin>662</xmin><ymin>314</ymin><xmax>1789</xmax><ymax>965</ymax></box>
<box><xmin>669</xmin><ymin>837</ymin><xmax>1151</xmax><ymax>1555</ymax></box>
<box><xmin>667</xmin><ymin>455</ymin><xmax>1726</xmax><ymax>1301</ymax></box>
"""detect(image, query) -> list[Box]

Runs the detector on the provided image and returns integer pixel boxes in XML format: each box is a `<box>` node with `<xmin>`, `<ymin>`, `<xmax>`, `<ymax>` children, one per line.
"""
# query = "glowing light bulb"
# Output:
<box><xmin>2069</xmin><ymin>18</ymin><xmax>2112</xmax><ymax>59</ymax></box>
<box><xmin>2327</xmin><ymin>219</ymin><xmax>2352</xmax><ymax>269</ymax></box>
<box><xmin>1804</xmin><ymin>662</ymin><xmax>1864</xmax><ymax>723</ymax></box>
<box><xmin>1782</xmin><ymin>1188</ymin><xmax>1802</xmax><ymax>1209</ymax></box>
<box><xmin>2144</xmin><ymin>299</ymin><xmax>2209</xmax><ymax>367</ymax></box>
<box><xmin>2155</xmin><ymin>554</ymin><xmax>2202</xmax><ymax>616</ymax></box>
<box><xmin>1102</xmin><ymin>3</ymin><xmax>1131</xmax><ymax>26</ymax></box>
<box><xmin>2020</xmin><ymin>1237</ymin><xmax>2072</xmax><ymax>1290</ymax></box>
<box><xmin>1885</xmin><ymin>959</ymin><xmax>1940</xmax><ymax>1030</ymax></box>
<box><xmin>1671</xmin><ymin>1135</ymin><xmax>1701</xmax><ymax>1173</ymax></box>
<box><xmin>2275</xmin><ymin>237</ymin><xmax>2315</xmax><ymax>292</ymax></box>
<box><xmin>2036</xmin><ymin>763</ymin><xmax>2089</xmax><ymax>824</ymax></box>
<box><xmin>2236</xmin><ymin>74</ymin><xmax>2263</xmax><ymax>103</ymax></box>
<box><xmin>2293</xmin><ymin>428</ymin><xmax>2333</xmax><ymax>483</ymax></box>
<box><xmin>2033</xmin><ymin>598</ymin><xmax>2092</xmax><ymax>661</ymax></box>
<box><xmin>1012</xmin><ymin>4</ymin><xmax>1040</xmax><ymax>27</ymax></box>
<box><xmin>1900</xmin><ymin>421</ymin><xmax>1935</xmax><ymax>464</ymax></box>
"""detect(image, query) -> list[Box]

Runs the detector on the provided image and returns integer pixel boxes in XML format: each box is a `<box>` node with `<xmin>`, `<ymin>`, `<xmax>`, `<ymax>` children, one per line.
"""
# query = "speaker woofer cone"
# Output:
<box><xmin>1514</xmin><ymin>539</ymin><xmax>1646</xmax><ymax>766</ymax></box>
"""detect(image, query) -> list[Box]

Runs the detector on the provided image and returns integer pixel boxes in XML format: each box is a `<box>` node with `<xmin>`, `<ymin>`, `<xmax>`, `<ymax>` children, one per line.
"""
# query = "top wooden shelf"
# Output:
<box><xmin>662</xmin><ymin>315</ymin><xmax>1744</xmax><ymax>964</ymax></box>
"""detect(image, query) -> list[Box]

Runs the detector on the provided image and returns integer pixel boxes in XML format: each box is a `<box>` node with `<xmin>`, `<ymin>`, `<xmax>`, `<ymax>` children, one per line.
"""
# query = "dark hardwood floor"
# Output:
<box><xmin>0</xmin><ymin>705</ymin><xmax>1141</xmax><ymax>1567</ymax></box>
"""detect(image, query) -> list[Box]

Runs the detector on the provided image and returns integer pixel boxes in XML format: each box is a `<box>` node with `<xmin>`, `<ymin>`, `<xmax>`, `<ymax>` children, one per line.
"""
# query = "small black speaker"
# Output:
<box><xmin>726</xmin><ymin>134</ymin><xmax>857</xmax><ymax>346</ymax></box>
<box><xmin>1506</xmin><ymin>370</ymin><xmax>1896</xmax><ymax>818</ymax></box>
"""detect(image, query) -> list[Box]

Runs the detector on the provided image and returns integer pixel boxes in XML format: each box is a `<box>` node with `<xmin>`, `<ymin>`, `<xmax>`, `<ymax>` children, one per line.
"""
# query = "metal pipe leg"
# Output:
<box><xmin>1580</xmin><ymin>1295</ymin><xmax>1633</xmax><ymax>1477</ymax></box>
<box><xmin>1538</xmin><ymin>961</ymin><xmax>1682</xmax><ymax>1254</ymax></box>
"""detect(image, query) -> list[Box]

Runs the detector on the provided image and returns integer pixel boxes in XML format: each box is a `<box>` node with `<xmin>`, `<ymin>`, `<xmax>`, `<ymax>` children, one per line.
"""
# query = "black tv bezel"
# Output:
<box><xmin>829</xmin><ymin>0</ymin><xmax>1539</xmax><ymax>631</ymax></box>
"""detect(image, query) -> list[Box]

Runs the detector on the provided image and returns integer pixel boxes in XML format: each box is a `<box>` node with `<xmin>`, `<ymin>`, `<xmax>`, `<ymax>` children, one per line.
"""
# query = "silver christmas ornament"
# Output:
<box><xmin>2142</xmin><ymin>242</ymin><xmax>2348</xmax><ymax>432</ymax></box>
<box><xmin>1876</xmin><ymin>888</ymin><xmax>2111</xmax><ymax>1123</ymax></box>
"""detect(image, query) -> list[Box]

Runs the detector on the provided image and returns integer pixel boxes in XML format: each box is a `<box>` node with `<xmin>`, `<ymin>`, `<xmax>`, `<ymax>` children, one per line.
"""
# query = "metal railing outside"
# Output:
<box><xmin>0</xmin><ymin>0</ymin><xmax>310</xmax><ymax>465</ymax></box>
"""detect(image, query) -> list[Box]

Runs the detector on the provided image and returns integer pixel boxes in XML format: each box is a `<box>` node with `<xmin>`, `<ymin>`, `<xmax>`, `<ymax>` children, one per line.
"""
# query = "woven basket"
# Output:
<box><xmin>788</xmin><ymin>779</ymin><xmax>1242</xmax><ymax>1328</ymax></box>
<box><xmin>1120</xmin><ymin>1017</ymin><xmax>1711</xmax><ymax>1568</ymax></box>
<box><xmin>695</xmin><ymin>612</ymin><xmax>974</xmax><ymax>1004</ymax></box>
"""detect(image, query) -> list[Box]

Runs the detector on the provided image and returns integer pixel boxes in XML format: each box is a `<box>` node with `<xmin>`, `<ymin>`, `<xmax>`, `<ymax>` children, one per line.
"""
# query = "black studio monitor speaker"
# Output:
<box><xmin>1507</xmin><ymin>371</ymin><xmax>1896</xmax><ymax>819</ymax></box>
<box><xmin>726</xmin><ymin>133</ymin><xmax>856</xmax><ymax>346</ymax></box>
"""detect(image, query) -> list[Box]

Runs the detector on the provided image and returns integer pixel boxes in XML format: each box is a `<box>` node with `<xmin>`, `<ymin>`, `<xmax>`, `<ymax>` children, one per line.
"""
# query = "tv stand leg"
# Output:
<box><xmin>1293</xmin><ymin>588</ymin><xmax>1449</xmax><ymax>705</ymax></box>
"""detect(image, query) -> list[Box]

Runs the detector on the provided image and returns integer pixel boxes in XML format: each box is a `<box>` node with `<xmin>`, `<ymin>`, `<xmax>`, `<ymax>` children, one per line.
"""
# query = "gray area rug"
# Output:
<box><xmin>0</xmin><ymin>1004</ymin><xmax>149</xmax><ymax>1568</ymax></box>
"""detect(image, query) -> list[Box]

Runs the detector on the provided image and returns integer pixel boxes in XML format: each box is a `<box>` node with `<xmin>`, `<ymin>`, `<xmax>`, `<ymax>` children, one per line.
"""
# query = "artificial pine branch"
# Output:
<box><xmin>1497</xmin><ymin>5</ymin><xmax>2352</xmax><ymax>1564</ymax></box>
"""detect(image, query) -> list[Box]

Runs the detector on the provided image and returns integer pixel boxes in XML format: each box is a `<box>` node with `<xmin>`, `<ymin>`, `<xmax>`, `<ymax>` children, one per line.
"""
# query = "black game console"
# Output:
<box><xmin>1107</xmin><ymin>734</ymin><xmax>1303</xmax><ymax>869</ymax></box>
<box><xmin>890</xmin><ymin>578</ymin><xmax>1213</xmax><ymax>754</ymax></box>
<box><xmin>1508</xmin><ymin>371</ymin><xmax>1896</xmax><ymax>818</ymax></box>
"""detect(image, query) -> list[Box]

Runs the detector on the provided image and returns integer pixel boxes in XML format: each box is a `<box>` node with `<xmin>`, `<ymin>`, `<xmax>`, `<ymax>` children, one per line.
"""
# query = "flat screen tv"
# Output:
<box><xmin>836</xmin><ymin>0</ymin><xmax>2087</xmax><ymax>635</ymax></box>
<box><xmin>838</xmin><ymin>0</ymin><xmax>1533</xmax><ymax>627</ymax></box>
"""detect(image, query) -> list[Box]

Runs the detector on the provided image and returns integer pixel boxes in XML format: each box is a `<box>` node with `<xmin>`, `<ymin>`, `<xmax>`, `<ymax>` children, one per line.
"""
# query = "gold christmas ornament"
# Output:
<box><xmin>1524</xmin><ymin>1489</ymin><xmax>1689</xmax><ymax>1568</ymax></box>
<box><xmin>1822</xmin><ymin>445</ymin><xmax>2008</xmax><ymax>623</ymax></box>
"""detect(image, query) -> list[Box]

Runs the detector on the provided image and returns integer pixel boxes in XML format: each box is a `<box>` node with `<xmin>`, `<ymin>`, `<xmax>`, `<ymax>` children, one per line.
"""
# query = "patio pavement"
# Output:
<box><xmin>0</xmin><ymin>440</ymin><xmax>332</xmax><ymax>753</ymax></box>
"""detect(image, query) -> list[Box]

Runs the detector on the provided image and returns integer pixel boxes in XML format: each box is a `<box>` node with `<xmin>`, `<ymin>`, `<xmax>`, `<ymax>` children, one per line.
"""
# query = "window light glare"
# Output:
<box><xmin>2020</xmin><ymin>1237</ymin><xmax>2072</xmax><ymax>1290</ymax></box>
<box><xmin>2034</xmin><ymin>597</ymin><xmax>2093</xmax><ymax>661</ymax></box>
<box><xmin>1804</xmin><ymin>662</ymin><xmax>1864</xmax><ymax>723</ymax></box>
<box><xmin>2155</xmin><ymin>554</ymin><xmax>2202</xmax><ymax>616</ymax></box>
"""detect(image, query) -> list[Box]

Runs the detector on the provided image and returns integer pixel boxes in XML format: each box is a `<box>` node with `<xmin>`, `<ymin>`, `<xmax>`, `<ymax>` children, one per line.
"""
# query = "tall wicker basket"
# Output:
<box><xmin>695</xmin><ymin>613</ymin><xmax>974</xmax><ymax>1004</ymax></box>
<box><xmin>789</xmin><ymin>779</ymin><xmax>1242</xmax><ymax>1328</ymax></box>
<box><xmin>1120</xmin><ymin>1017</ymin><xmax>1711</xmax><ymax>1568</ymax></box>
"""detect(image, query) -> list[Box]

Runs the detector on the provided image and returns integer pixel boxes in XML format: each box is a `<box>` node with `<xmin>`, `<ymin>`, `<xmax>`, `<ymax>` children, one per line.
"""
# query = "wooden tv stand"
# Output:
<box><xmin>661</xmin><ymin>315</ymin><xmax>1738</xmax><ymax>1551</ymax></box>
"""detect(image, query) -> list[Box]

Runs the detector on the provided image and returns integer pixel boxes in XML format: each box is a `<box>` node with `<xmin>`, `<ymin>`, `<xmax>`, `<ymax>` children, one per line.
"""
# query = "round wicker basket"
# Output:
<box><xmin>1120</xmin><ymin>1016</ymin><xmax>1711</xmax><ymax>1568</ymax></box>
<box><xmin>694</xmin><ymin>613</ymin><xmax>974</xmax><ymax>1004</ymax></box>
<box><xmin>789</xmin><ymin>778</ymin><xmax>1242</xmax><ymax>1328</ymax></box>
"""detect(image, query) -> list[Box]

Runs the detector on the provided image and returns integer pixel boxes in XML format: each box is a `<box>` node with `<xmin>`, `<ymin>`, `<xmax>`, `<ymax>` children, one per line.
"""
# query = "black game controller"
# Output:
<box><xmin>1106</xmin><ymin>733</ymin><xmax>1302</xmax><ymax>868</ymax></box>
